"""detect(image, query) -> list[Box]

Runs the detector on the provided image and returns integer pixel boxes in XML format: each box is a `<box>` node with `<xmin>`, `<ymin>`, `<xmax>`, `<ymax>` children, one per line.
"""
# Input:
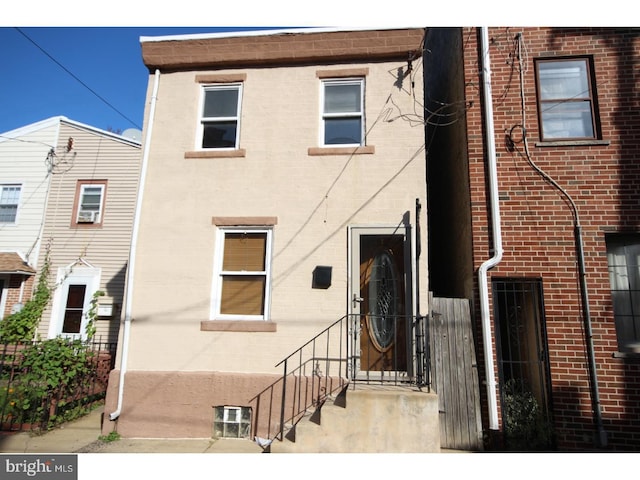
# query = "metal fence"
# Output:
<box><xmin>0</xmin><ymin>338</ymin><xmax>117</xmax><ymax>432</ymax></box>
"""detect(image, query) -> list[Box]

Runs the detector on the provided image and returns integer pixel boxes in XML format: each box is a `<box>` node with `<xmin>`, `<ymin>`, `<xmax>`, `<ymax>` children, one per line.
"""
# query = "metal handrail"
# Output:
<box><xmin>273</xmin><ymin>313</ymin><xmax>430</xmax><ymax>441</ymax></box>
<box><xmin>275</xmin><ymin>315</ymin><xmax>349</xmax><ymax>440</ymax></box>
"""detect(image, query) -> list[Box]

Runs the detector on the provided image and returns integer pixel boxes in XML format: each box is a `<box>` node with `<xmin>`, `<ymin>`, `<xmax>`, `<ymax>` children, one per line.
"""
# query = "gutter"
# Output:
<box><xmin>478</xmin><ymin>27</ymin><xmax>503</xmax><ymax>431</ymax></box>
<box><xmin>109</xmin><ymin>69</ymin><xmax>160</xmax><ymax>421</ymax></box>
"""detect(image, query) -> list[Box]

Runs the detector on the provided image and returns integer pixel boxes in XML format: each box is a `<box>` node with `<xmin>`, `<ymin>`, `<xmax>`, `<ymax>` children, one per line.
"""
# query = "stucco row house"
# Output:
<box><xmin>102</xmin><ymin>27</ymin><xmax>439</xmax><ymax>452</ymax></box>
<box><xmin>0</xmin><ymin>116</ymin><xmax>141</xmax><ymax>346</ymax></box>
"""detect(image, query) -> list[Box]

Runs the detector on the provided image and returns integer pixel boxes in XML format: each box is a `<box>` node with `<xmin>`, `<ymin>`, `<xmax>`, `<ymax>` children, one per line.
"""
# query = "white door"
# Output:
<box><xmin>50</xmin><ymin>267</ymin><xmax>100</xmax><ymax>340</ymax></box>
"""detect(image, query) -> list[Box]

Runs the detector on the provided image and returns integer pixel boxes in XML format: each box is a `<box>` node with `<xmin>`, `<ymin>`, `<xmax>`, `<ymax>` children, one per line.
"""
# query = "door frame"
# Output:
<box><xmin>48</xmin><ymin>261</ymin><xmax>101</xmax><ymax>340</ymax></box>
<box><xmin>347</xmin><ymin>224</ymin><xmax>417</xmax><ymax>380</ymax></box>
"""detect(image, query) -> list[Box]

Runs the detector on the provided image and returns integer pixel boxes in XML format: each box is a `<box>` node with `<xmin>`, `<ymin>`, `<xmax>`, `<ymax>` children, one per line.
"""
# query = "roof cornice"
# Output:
<box><xmin>141</xmin><ymin>27</ymin><xmax>425</xmax><ymax>71</ymax></box>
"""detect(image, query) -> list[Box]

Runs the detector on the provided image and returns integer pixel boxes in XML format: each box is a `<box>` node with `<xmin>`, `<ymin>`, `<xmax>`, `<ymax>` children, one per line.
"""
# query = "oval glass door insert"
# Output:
<box><xmin>366</xmin><ymin>250</ymin><xmax>399</xmax><ymax>351</ymax></box>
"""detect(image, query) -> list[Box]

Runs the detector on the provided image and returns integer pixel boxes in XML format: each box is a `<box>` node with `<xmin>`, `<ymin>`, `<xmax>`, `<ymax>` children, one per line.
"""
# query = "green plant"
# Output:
<box><xmin>503</xmin><ymin>378</ymin><xmax>554</xmax><ymax>451</ymax></box>
<box><xmin>0</xmin><ymin>248</ymin><xmax>52</xmax><ymax>342</ymax></box>
<box><xmin>85</xmin><ymin>290</ymin><xmax>105</xmax><ymax>341</ymax></box>
<box><xmin>99</xmin><ymin>431</ymin><xmax>121</xmax><ymax>443</ymax></box>
<box><xmin>6</xmin><ymin>338</ymin><xmax>100</xmax><ymax>429</ymax></box>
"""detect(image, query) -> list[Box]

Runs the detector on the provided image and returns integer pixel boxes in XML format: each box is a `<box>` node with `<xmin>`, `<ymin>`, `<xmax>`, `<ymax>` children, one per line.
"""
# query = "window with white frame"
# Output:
<box><xmin>321</xmin><ymin>78</ymin><xmax>364</xmax><ymax>146</ymax></box>
<box><xmin>199</xmin><ymin>84</ymin><xmax>242</xmax><ymax>149</ymax></box>
<box><xmin>213</xmin><ymin>228</ymin><xmax>272</xmax><ymax>319</ymax></box>
<box><xmin>535</xmin><ymin>57</ymin><xmax>599</xmax><ymax>141</ymax></box>
<box><xmin>75</xmin><ymin>181</ymin><xmax>106</xmax><ymax>225</ymax></box>
<box><xmin>0</xmin><ymin>184</ymin><xmax>21</xmax><ymax>223</ymax></box>
<box><xmin>606</xmin><ymin>234</ymin><xmax>640</xmax><ymax>353</ymax></box>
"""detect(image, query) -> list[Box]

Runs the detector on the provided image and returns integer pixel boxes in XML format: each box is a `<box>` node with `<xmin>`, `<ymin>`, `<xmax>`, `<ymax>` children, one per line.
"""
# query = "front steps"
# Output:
<box><xmin>269</xmin><ymin>385</ymin><xmax>440</xmax><ymax>453</ymax></box>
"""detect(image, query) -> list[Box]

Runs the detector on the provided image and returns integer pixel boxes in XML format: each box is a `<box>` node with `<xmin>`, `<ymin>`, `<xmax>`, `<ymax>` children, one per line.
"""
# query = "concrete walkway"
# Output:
<box><xmin>0</xmin><ymin>407</ymin><xmax>264</xmax><ymax>454</ymax></box>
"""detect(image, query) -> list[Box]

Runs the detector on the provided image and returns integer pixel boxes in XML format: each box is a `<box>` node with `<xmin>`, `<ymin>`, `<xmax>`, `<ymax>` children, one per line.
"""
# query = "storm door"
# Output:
<box><xmin>493</xmin><ymin>278</ymin><xmax>555</xmax><ymax>450</ymax></box>
<box><xmin>350</xmin><ymin>226</ymin><xmax>412</xmax><ymax>379</ymax></box>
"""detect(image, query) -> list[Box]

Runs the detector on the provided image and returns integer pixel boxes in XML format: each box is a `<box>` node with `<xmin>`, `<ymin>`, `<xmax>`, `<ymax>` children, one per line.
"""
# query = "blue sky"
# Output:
<box><xmin>0</xmin><ymin>3</ymin><xmax>618</xmax><ymax>136</ymax></box>
<box><xmin>0</xmin><ymin>27</ymin><xmax>284</xmax><ymax>135</ymax></box>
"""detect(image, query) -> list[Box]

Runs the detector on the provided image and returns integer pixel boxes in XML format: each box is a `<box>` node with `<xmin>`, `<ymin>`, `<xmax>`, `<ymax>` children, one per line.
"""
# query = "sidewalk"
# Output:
<box><xmin>0</xmin><ymin>407</ymin><xmax>264</xmax><ymax>454</ymax></box>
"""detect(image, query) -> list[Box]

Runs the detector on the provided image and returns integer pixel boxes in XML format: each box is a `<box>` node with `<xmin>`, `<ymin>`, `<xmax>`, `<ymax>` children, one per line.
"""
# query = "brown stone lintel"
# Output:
<box><xmin>200</xmin><ymin>320</ymin><xmax>277</xmax><ymax>332</ymax></box>
<box><xmin>308</xmin><ymin>145</ymin><xmax>375</xmax><ymax>156</ymax></box>
<box><xmin>195</xmin><ymin>73</ymin><xmax>247</xmax><ymax>83</ymax></box>
<box><xmin>184</xmin><ymin>149</ymin><xmax>246</xmax><ymax>159</ymax></box>
<box><xmin>316</xmin><ymin>68</ymin><xmax>369</xmax><ymax>78</ymax></box>
<box><xmin>212</xmin><ymin>216</ymin><xmax>278</xmax><ymax>226</ymax></box>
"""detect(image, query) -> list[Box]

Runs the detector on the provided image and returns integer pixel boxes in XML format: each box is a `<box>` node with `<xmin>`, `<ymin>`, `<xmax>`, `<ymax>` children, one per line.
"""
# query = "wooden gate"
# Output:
<box><xmin>430</xmin><ymin>296</ymin><xmax>484</xmax><ymax>450</ymax></box>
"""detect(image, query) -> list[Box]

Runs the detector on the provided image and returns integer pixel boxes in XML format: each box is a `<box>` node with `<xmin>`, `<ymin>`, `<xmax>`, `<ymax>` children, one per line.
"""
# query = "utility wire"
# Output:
<box><xmin>15</xmin><ymin>28</ymin><xmax>141</xmax><ymax>130</ymax></box>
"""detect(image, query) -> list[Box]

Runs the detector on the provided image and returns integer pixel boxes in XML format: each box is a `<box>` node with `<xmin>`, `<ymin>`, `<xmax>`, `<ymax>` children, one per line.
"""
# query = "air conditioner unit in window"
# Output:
<box><xmin>77</xmin><ymin>210</ymin><xmax>98</xmax><ymax>223</ymax></box>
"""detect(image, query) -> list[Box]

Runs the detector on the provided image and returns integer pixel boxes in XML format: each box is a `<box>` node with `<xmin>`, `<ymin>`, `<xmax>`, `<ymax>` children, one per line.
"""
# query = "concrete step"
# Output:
<box><xmin>270</xmin><ymin>385</ymin><xmax>440</xmax><ymax>453</ymax></box>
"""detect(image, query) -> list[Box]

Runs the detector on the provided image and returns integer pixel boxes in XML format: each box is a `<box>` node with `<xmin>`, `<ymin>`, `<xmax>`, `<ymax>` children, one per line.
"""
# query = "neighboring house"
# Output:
<box><xmin>425</xmin><ymin>27</ymin><xmax>640</xmax><ymax>451</ymax></box>
<box><xmin>0</xmin><ymin>116</ymin><xmax>142</xmax><ymax>345</ymax></box>
<box><xmin>0</xmin><ymin>118</ymin><xmax>56</xmax><ymax>320</ymax></box>
<box><xmin>103</xmin><ymin>27</ymin><xmax>433</xmax><ymax>448</ymax></box>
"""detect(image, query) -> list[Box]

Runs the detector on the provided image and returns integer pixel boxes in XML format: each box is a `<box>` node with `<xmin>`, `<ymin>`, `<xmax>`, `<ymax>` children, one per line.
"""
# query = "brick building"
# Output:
<box><xmin>425</xmin><ymin>27</ymin><xmax>640</xmax><ymax>451</ymax></box>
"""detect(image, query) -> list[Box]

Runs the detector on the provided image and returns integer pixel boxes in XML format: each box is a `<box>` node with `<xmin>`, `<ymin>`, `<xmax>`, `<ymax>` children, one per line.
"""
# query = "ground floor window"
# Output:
<box><xmin>606</xmin><ymin>233</ymin><xmax>640</xmax><ymax>353</ymax></box>
<box><xmin>212</xmin><ymin>228</ymin><xmax>272</xmax><ymax>320</ymax></box>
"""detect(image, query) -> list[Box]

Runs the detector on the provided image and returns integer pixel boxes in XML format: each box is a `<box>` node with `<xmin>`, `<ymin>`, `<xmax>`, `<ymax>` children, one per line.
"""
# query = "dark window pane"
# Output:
<box><xmin>202</xmin><ymin>122</ymin><xmax>237</xmax><ymax>148</ymax></box>
<box><xmin>324</xmin><ymin>118</ymin><xmax>362</xmax><ymax>144</ymax></box>
<box><xmin>66</xmin><ymin>285</ymin><xmax>86</xmax><ymax>308</ymax></box>
<box><xmin>62</xmin><ymin>285</ymin><xmax>86</xmax><ymax>334</ymax></box>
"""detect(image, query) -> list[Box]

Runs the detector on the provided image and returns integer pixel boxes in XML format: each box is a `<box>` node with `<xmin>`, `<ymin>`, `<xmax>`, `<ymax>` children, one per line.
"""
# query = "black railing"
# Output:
<box><xmin>0</xmin><ymin>338</ymin><xmax>117</xmax><ymax>432</ymax></box>
<box><xmin>273</xmin><ymin>314</ymin><xmax>430</xmax><ymax>441</ymax></box>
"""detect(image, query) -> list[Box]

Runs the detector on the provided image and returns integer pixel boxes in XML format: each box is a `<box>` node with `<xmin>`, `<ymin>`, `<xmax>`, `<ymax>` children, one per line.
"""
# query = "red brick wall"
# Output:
<box><xmin>2</xmin><ymin>275</ymin><xmax>35</xmax><ymax>319</ymax></box>
<box><xmin>463</xmin><ymin>27</ymin><xmax>640</xmax><ymax>450</ymax></box>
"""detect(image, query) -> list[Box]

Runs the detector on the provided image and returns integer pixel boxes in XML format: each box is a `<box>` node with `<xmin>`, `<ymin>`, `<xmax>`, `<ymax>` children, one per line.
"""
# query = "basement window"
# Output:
<box><xmin>213</xmin><ymin>406</ymin><xmax>251</xmax><ymax>439</ymax></box>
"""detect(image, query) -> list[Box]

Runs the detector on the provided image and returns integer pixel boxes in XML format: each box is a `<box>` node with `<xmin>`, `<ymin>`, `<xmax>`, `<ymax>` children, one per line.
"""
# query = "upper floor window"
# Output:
<box><xmin>535</xmin><ymin>57</ymin><xmax>599</xmax><ymax>141</ymax></box>
<box><xmin>74</xmin><ymin>181</ymin><xmax>106</xmax><ymax>226</ymax></box>
<box><xmin>321</xmin><ymin>78</ymin><xmax>364</xmax><ymax>146</ymax></box>
<box><xmin>606</xmin><ymin>234</ymin><xmax>640</xmax><ymax>353</ymax></box>
<box><xmin>198</xmin><ymin>83</ymin><xmax>242</xmax><ymax>149</ymax></box>
<box><xmin>212</xmin><ymin>228</ymin><xmax>272</xmax><ymax>320</ymax></box>
<box><xmin>0</xmin><ymin>184</ymin><xmax>21</xmax><ymax>224</ymax></box>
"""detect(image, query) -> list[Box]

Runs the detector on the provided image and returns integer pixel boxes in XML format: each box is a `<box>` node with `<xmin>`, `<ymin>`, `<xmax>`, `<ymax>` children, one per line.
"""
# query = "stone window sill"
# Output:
<box><xmin>534</xmin><ymin>140</ymin><xmax>610</xmax><ymax>148</ymax></box>
<box><xmin>308</xmin><ymin>145</ymin><xmax>375</xmax><ymax>156</ymax></box>
<box><xmin>200</xmin><ymin>320</ymin><xmax>277</xmax><ymax>332</ymax></box>
<box><xmin>185</xmin><ymin>149</ymin><xmax>246</xmax><ymax>159</ymax></box>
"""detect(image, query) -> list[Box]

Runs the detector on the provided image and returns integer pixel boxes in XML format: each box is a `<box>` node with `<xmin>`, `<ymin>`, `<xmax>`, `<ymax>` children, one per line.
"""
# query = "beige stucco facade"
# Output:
<box><xmin>105</xmin><ymin>28</ymin><xmax>429</xmax><ymax>440</ymax></box>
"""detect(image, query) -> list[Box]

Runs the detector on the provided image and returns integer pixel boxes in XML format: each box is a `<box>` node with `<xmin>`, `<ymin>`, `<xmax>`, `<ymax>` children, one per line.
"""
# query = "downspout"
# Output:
<box><xmin>478</xmin><ymin>27</ymin><xmax>502</xmax><ymax>431</ymax></box>
<box><xmin>109</xmin><ymin>68</ymin><xmax>160</xmax><ymax>421</ymax></box>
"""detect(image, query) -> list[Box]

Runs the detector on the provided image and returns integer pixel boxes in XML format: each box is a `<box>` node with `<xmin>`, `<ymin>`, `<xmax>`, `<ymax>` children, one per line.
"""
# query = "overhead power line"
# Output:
<box><xmin>15</xmin><ymin>28</ymin><xmax>141</xmax><ymax>130</ymax></box>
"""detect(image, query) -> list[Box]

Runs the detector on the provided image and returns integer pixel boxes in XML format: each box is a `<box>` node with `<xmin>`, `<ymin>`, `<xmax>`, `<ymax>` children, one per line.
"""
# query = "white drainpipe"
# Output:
<box><xmin>109</xmin><ymin>68</ymin><xmax>160</xmax><ymax>421</ymax></box>
<box><xmin>478</xmin><ymin>27</ymin><xmax>502</xmax><ymax>431</ymax></box>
